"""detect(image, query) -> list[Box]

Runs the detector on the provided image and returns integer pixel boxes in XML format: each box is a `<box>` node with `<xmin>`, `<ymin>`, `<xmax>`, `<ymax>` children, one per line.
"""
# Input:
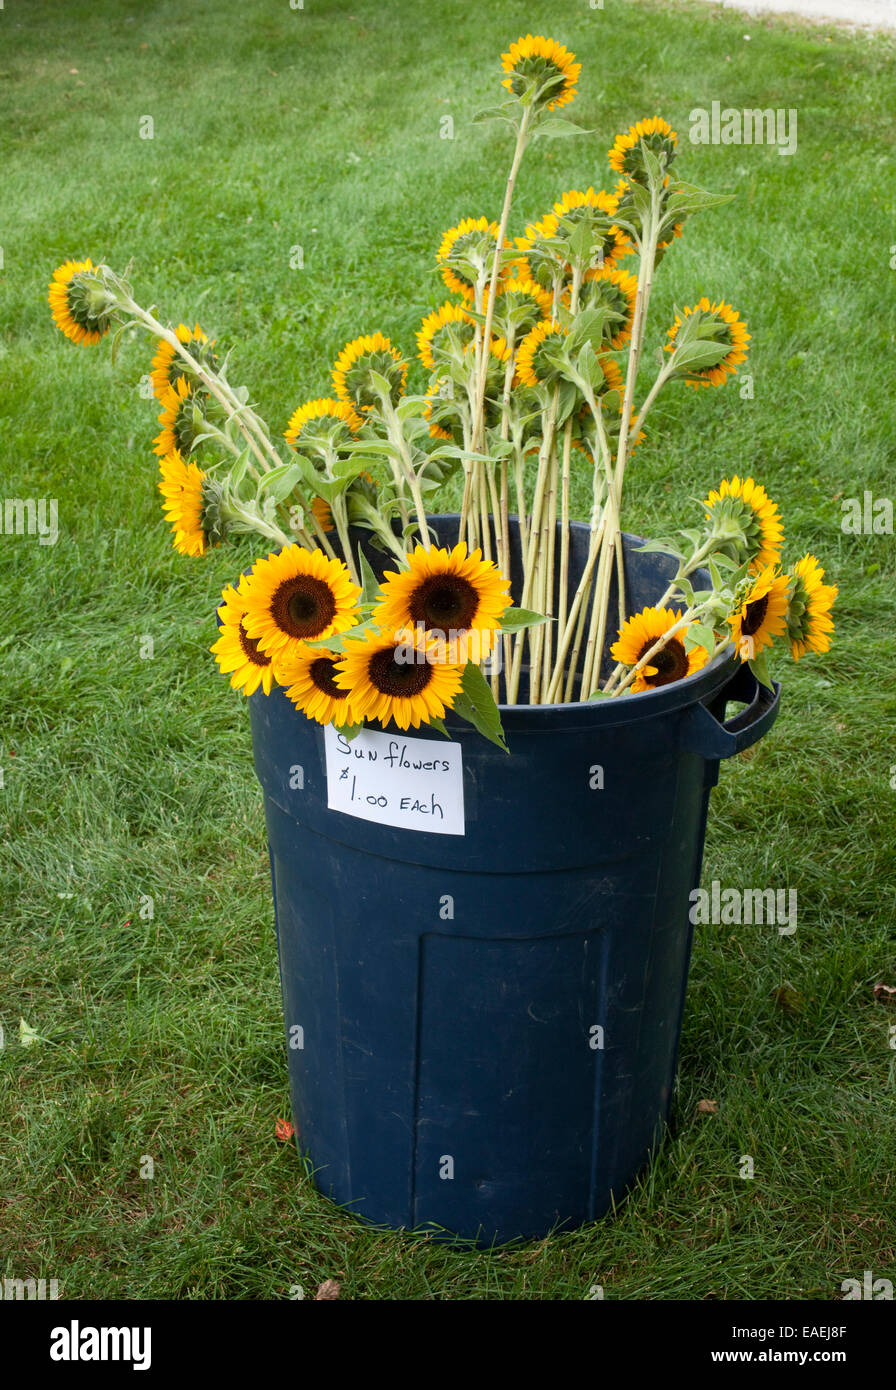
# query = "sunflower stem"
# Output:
<box><xmin>609</xmin><ymin>601</ymin><xmax>709</xmax><ymax>699</ymax></box>
<box><xmin>471</xmin><ymin>105</ymin><xmax>533</xmax><ymax>455</ymax></box>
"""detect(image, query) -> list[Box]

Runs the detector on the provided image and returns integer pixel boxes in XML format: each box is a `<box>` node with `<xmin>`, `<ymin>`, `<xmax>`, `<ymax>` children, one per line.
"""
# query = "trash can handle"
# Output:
<box><xmin>680</xmin><ymin>663</ymin><xmax>781</xmax><ymax>761</ymax></box>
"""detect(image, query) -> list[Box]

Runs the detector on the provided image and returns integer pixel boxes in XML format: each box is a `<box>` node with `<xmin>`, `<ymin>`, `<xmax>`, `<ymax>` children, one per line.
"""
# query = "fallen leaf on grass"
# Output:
<box><xmin>315</xmin><ymin>1280</ymin><xmax>341</xmax><ymax>1300</ymax></box>
<box><xmin>872</xmin><ymin>983</ymin><xmax>896</xmax><ymax>1003</ymax></box>
<box><xmin>772</xmin><ymin>985</ymin><xmax>803</xmax><ymax>1015</ymax></box>
<box><xmin>275</xmin><ymin>1117</ymin><xmax>295</xmax><ymax>1142</ymax></box>
<box><xmin>696</xmin><ymin>1099</ymin><xmax>718</xmax><ymax>1114</ymax></box>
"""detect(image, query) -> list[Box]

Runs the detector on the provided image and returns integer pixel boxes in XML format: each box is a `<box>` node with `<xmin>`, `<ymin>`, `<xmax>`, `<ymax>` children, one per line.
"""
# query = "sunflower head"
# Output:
<box><xmin>279</xmin><ymin>644</ymin><xmax>359</xmax><ymax>727</ymax></box>
<box><xmin>285</xmin><ymin>397</ymin><xmax>362</xmax><ymax>449</ymax></box>
<box><xmin>332</xmin><ymin>333</ymin><xmax>407</xmax><ymax>413</ymax></box>
<box><xmin>210</xmin><ymin>580</ymin><xmax>277</xmax><ymax>696</ymax></box>
<box><xmin>572</xmin><ymin>266</ymin><xmax>638</xmax><ymax>348</ymax></box>
<box><xmin>150</xmin><ymin>323</ymin><xmax>215</xmax><ymax>402</ymax></box>
<box><xmin>665</xmin><ymin>298</ymin><xmax>751</xmax><ymax>389</ymax></box>
<box><xmin>610</xmin><ymin>606</ymin><xmax>709</xmax><ymax>693</ymax></box>
<box><xmin>516</xmin><ymin>319</ymin><xmax>569</xmax><ymax>388</ymax></box>
<box><xmin>550</xmin><ymin>187</ymin><xmax>632</xmax><ymax>271</ymax></box>
<box><xmin>703</xmin><ymin>475</ymin><xmax>783</xmax><ymax>571</ymax></box>
<box><xmin>729</xmin><ymin>564</ymin><xmax>791</xmax><ymax>662</ymax></box>
<box><xmin>490</xmin><ymin>276</ymin><xmax>553</xmax><ymax>342</ymax></box>
<box><xmin>375</xmin><ymin>543</ymin><xmax>511</xmax><ymax>665</ymax></box>
<box><xmin>608</xmin><ymin>116</ymin><xmax>678</xmax><ymax>182</ymax></box>
<box><xmin>437</xmin><ymin>218</ymin><xmax>507</xmax><ymax>301</ymax></box>
<box><xmin>153</xmin><ymin>376</ymin><xmax>208</xmax><ymax>457</ymax></box>
<box><xmin>48</xmin><ymin>258</ymin><xmax>116</xmax><ymax>345</ymax></box>
<box><xmin>786</xmin><ymin>554</ymin><xmax>837</xmax><ymax>660</ymax></box>
<box><xmin>423</xmin><ymin>376</ymin><xmax>461</xmax><ymax>442</ymax></box>
<box><xmin>158</xmin><ymin>449</ymin><xmax>215</xmax><ymax>557</ymax></box>
<box><xmin>335</xmin><ymin>629</ymin><xmax>464</xmax><ymax>732</ymax></box>
<box><xmin>416</xmin><ymin>302</ymin><xmax>475</xmax><ymax>371</ymax></box>
<box><xmin>500</xmin><ymin>34</ymin><xmax>581</xmax><ymax>112</ymax></box>
<box><xmin>240</xmin><ymin>546</ymin><xmax>362</xmax><ymax>667</ymax></box>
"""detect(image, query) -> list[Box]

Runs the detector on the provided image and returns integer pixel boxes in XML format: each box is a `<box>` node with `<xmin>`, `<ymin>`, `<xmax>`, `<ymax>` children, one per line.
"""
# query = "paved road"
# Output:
<box><xmin>708</xmin><ymin>0</ymin><xmax>895</xmax><ymax>28</ymax></box>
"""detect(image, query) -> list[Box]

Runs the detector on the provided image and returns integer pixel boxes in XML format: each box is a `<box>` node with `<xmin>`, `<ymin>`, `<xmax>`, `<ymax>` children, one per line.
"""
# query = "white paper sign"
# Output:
<box><xmin>324</xmin><ymin>725</ymin><xmax>465</xmax><ymax>836</ymax></box>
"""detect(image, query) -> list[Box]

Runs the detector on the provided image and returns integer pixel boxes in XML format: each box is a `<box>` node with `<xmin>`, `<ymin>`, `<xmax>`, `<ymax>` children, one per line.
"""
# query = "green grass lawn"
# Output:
<box><xmin>2</xmin><ymin>0</ymin><xmax>895</xmax><ymax>1299</ymax></box>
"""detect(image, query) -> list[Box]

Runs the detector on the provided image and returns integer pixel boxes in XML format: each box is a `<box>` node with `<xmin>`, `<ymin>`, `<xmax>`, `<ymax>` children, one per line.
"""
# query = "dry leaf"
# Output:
<box><xmin>872</xmin><ymin>983</ymin><xmax>896</xmax><ymax>1003</ymax></box>
<box><xmin>315</xmin><ymin>1280</ymin><xmax>341</xmax><ymax>1300</ymax></box>
<box><xmin>275</xmin><ymin>1117</ymin><xmax>295</xmax><ymax>1142</ymax></box>
<box><xmin>772</xmin><ymin>985</ymin><xmax>803</xmax><ymax>1015</ymax></box>
<box><xmin>696</xmin><ymin>1099</ymin><xmax>718</xmax><ymax>1114</ymax></box>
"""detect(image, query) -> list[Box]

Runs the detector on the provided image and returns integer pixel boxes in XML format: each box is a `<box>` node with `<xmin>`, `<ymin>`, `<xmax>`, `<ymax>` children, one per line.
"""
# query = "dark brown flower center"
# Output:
<box><xmin>368</xmin><ymin>646</ymin><xmax>434</xmax><ymax>698</ymax></box>
<box><xmin>740</xmin><ymin>594</ymin><xmax>768</xmax><ymax>637</ymax></box>
<box><xmin>408</xmin><ymin>574</ymin><xmax>480</xmax><ymax>633</ymax></box>
<box><xmin>238</xmin><ymin>621</ymin><xmax>271</xmax><ymax>667</ymax></box>
<box><xmin>271</xmin><ymin>575</ymin><xmax>337</xmax><ymax>640</ymax></box>
<box><xmin>309</xmin><ymin>656</ymin><xmax>343</xmax><ymax>698</ymax></box>
<box><xmin>637</xmin><ymin>636</ymin><xmax>688</xmax><ymax>686</ymax></box>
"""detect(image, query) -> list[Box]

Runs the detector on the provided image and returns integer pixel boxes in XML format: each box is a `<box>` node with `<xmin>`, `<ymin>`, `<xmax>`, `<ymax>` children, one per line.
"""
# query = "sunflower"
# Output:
<box><xmin>280</xmin><ymin>644</ymin><xmax>358</xmax><ymax>726</ymax></box>
<box><xmin>48</xmin><ymin>258</ymin><xmax>114</xmax><ymax>345</ymax></box>
<box><xmin>375</xmin><ymin>543</ymin><xmax>511</xmax><ymax>664</ymax></box>
<box><xmin>332</xmin><ymin>332</ymin><xmax>407</xmax><ymax>412</ymax></box>
<box><xmin>423</xmin><ymin>378</ymin><xmax>460</xmax><ymax>441</ymax></box>
<box><xmin>158</xmin><ymin>449</ymin><xmax>208</xmax><ymax>557</ymax></box>
<box><xmin>311</xmin><ymin>497</ymin><xmax>335</xmax><ymax>532</ymax></box>
<box><xmin>284</xmin><ymin>397</ymin><xmax>361</xmax><ymax>446</ymax></box>
<box><xmin>150</xmin><ymin>323</ymin><xmax>212</xmax><ymax>402</ymax></box>
<box><xmin>335</xmin><ymin>629</ymin><xmax>464</xmax><ymax>731</ymax></box>
<box><xmin>550</xmin><ymin>187</ymin><xmax>632</xmax><ymax>269</ymax></box>
<box><xmin>608</xmin><ymin>116</ymin><xmax>678</xmax><ymax>180</ymax></box>
<box><xmin>574</xmin><ymin>266</ymin><xmax>638</xmax><ymax>348</ymax></box>
<box><xmin>729</xmin><ymin>565</ymin><xmax>790</xmax><ymax>662</ymax></box>
<box><xmin>416</xmin><ymin>302</ymin><xmax>475</xmax><ymax>370</ymax></box>
<box><xmin>490</xmin><ymin>276</ymin><xmax>553</xmax><ymax>341</ymax></box>
<box><xmin>786</xmin><ymin>555</ymin><xmax>837</xmax><ymax>661</ymax></box>
<box><xmin>500</xmin><ymin>34</ymin><xmax>580</xmax><ymax>112</ymax></box>
<box><xmin>611</xmin><ymin>606</ymin><xmax>709</xmax><ymax>692</ymax></box>
<box><xmin>153</xmin><ymin>376</ymin><xmax>204</xmax><ymax>457</ymax></box>
<box><xmin>516</xmin><ymin>318</ymin><xmax>568</xmax><ymax>387</ymax></box>
<box><xmin>437</xmin><ymin>218</ymin><xmax>506</xmax><ymax>301</ymax></box>
<box><xmin>210</xmin><ymin>581</ymin><xmax>277</xmax><ymax>696</ymax></box>
<box><xmin>665</xmin><ymin>298</ymin><xmax>750</xmax><ymax>388</ymax></box>
<box><xmin>240</xmin><ymin>546</ymin><xmax>361</xmax><ymax>666</ymax></box>
<box><xmin>597</xmin><ymin>355</ymin><xmax>624</xmax><ymax>397</ymax></box>
<box><xmin>703</xmin><ymin>476</ymin><xmax>783</xmax><ymax>571</ymax></box>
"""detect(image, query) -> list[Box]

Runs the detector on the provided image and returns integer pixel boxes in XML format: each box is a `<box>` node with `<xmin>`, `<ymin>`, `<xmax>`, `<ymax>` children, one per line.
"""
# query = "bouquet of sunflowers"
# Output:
<box><xmin>48</xmin><ymin>34</ymin><xmax>837</xmax><ymax>748</ymax></box>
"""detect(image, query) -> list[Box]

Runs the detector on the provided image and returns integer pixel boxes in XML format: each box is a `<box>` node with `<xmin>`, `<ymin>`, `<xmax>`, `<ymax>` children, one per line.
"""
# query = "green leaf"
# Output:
<box><xmin>675</xmin><ymin>574</ymin><xmax>695</xmax><ymax>607</ymax></box>
<box><xmin>357</xmin><ymin>547</ymin><xmax>382</xmax><ymax>605</ymax></box>
<box><xmin>304</xmin><ymin>619</ymin><xmax>379</xmax><ymax>652</ymax></box>
<box><xmin>634</xmin><ymin>538</ymin><xmax>683</xmax><ymax>558</ymax></box>
<box><xmin>19</xmin><ymin>1017</ymin><xmax>41</xmax><ymax>1048</ymax></box>
<box><xmin>394</xmin><ymin>396</ymin><xmax>428</xmax><ymax>422</ymax></box>
<box><xmin>334</xmin><ymin>720</ymin><xmax>363</xmax><ymax>742</ymax></box>
<box><xmin>257</xmin><ymin>462</ymin><xmax>303</xmax><ymax>504</ymax></box>
<box><xmin>533</xmin><ymin>117</ymin><xmax>593</xmax><ymax>138</ymax></box>
<box><xmin>749</xmin><ymin>652</ymin><xmax>775</xmax><ymax>691</ymax></box>
<box><xmin>684</xmin><ymin>622</ymin><xmax>716</xmax><ymax>657</ymax></box>
<box><xmin>499</xmin><ymin>607</ymin><xmax>549</xmax><ymax>633</ymax></box>
<box><xmin>426</xmin><ymin>714</ymin><xmax>451</xmax><ymax>740</ymax></box>
<box><xmin>452</xmin><ymin>663</ymin><xmax>508</xmax><ymax>752</ymax></box>
<box><xmin>664</xmin><ymin>182</ymin><xmax>735</xmax><ymax>217</ymax></box>
<box><xmin>670</xmin><ymin>340</ymin><xmax>736</xmax><ymax>373</ymax></box>
<box><xmin>472</xmin><ymin>102</ymin><xmax>520</xmax><ymax>126</ymax></box>
<box><xmin>228</xmin><ymin>446</ymin><xmax>253</xmax><ymax>491</ymax></box>
<box><xmin>368</xmin><ymin>369</ymin><xmax>395</xmax><ymax>398</ymax></box>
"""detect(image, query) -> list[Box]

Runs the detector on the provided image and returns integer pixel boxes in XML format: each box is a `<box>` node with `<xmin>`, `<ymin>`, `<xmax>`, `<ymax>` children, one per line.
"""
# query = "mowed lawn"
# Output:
<box><xmin>1</xmin><ymin>0</ymin><xmax>895</xmax><ymax>1299</ymax></box>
